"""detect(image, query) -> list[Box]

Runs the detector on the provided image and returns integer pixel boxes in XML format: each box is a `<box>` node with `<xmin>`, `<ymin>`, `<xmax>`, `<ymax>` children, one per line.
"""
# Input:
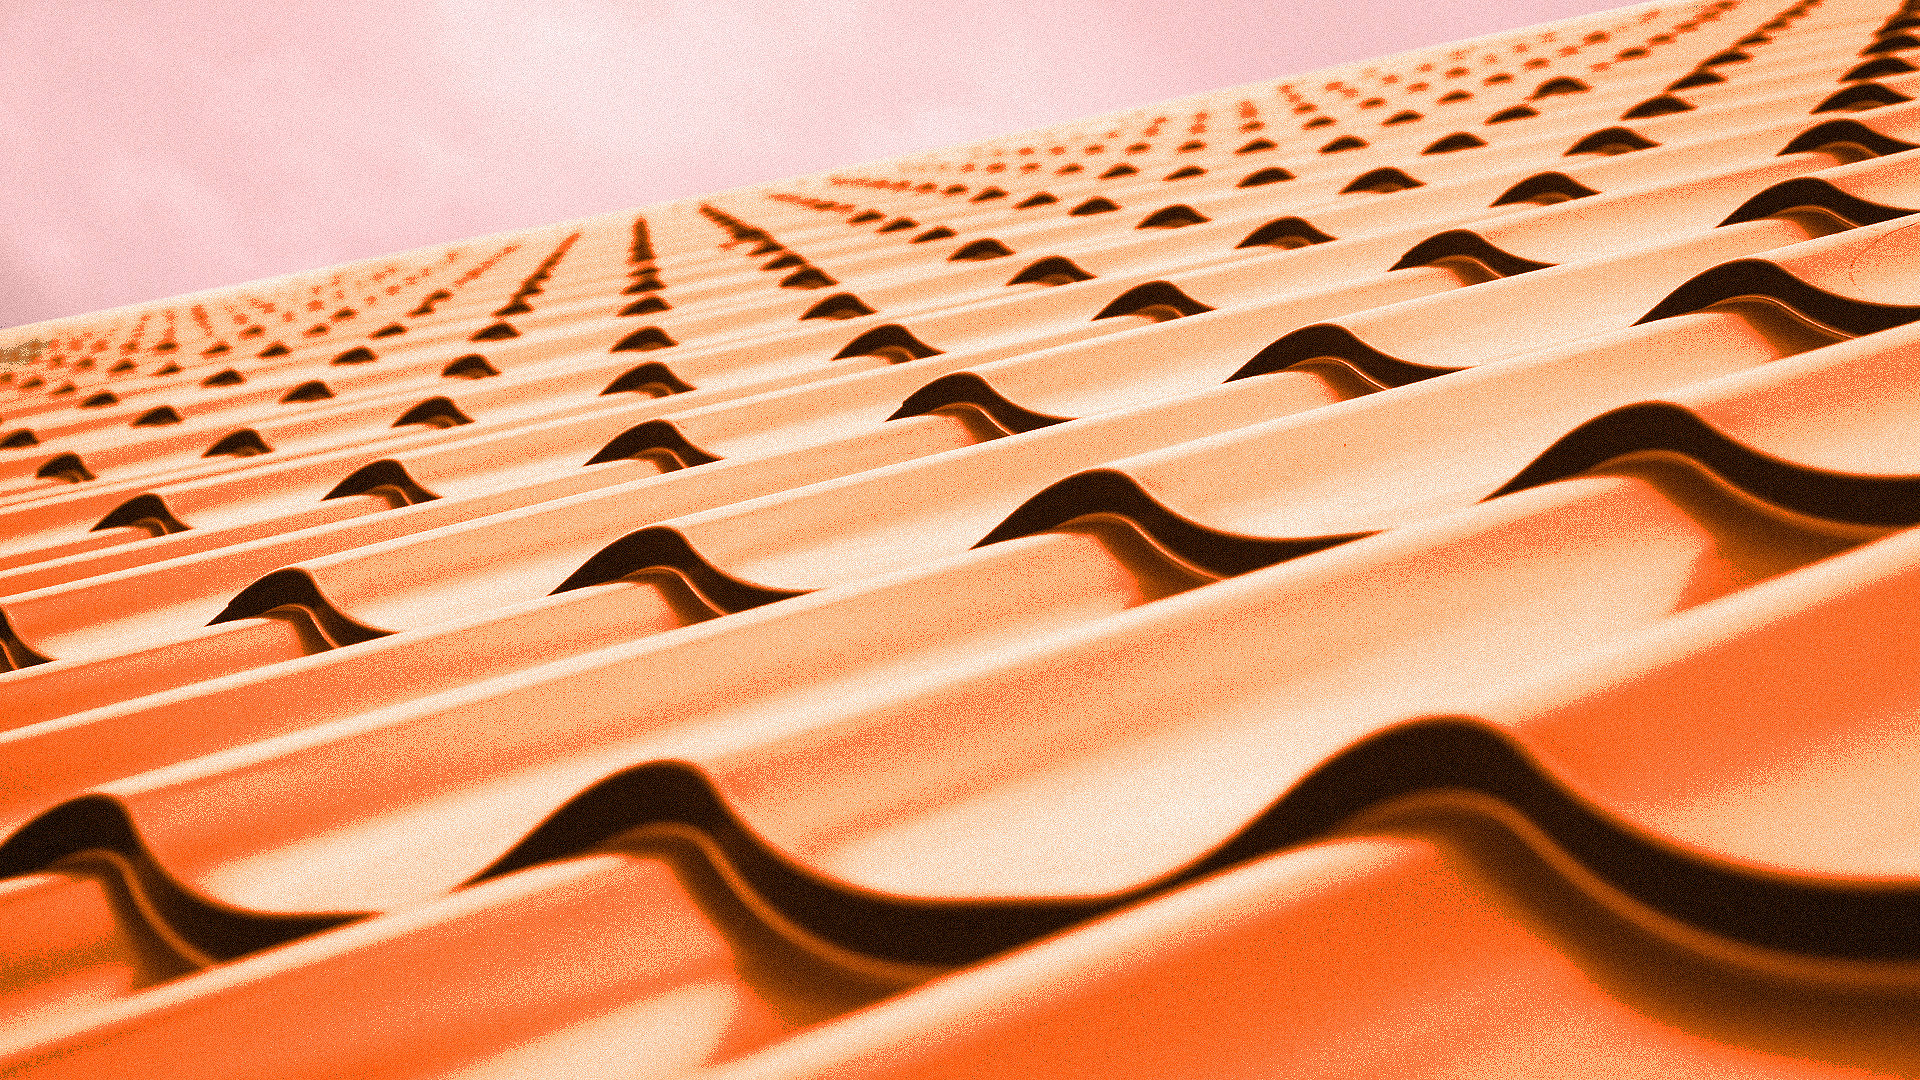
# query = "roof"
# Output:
<box><xmin>4</xmin><ymin>0</ymin><xmax>1920</xmax><ymax>1074</ymax></box>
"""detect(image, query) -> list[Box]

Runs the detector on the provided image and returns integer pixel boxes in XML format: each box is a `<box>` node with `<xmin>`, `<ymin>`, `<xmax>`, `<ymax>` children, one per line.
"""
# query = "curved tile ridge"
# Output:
<box><xmin>832</xmin><ymin>325</ymin><xmax>944</xmax><ymax>362</ymax></box>
<box><xmin>1090</xmin><ymin>281</ymin><xmax>1216</xmax><ymax>321</ymax></box>
<box><xmin>800</xmin><ymin>293</ymin><xmax>876</xmax><ymax>321</ymax></box>
<box><xmin>886</xmin><ymin>373</ymin><xmax>1074</xmax><ymax>434</ymax></box>
<box><xmin>1845</xmin><ymin>55</ymin><xmax>1920</xmax><ymax>82</ymax></box>
<box><xmin>611</xmin><ymin>327</ymin><xmax>678</xmax><ymax>353</ymax></box>
<box><xmin>1338</xmin><ymin>168</ymin><xmax>1421</xmax><ymax>195</ymax></box>
<box><xmin>1489</xmin><ymin>172</ymin><xmax>1600</xmax><ymax>207</ymax></box>
<box><xmin>36</xmin><ymin>452</ymin><xmax>96</xmax><ymax>483</ymax></box>
<box><xmin>1812</xmin><ymin>83</ymin><xmax>1914</xmax><ymax>115</ymax></box>
<box><xmin>12</xmin><ymin>692</ymin><xmax>1920</xmax><ymax>970</ymax></box>
<box><xmin>1485</xmin><ymin>401</ymin><xmax>1920</xmax><ymax>527</ymax></box>
<box><xmin>1224</xmin><ymin>324</ymin><xmax>1462</xmax><ymax>385</ymax></box>
<box><xmin>970</xmin><ymin>469</ymin><xmax>1373</xmax><ymax>577</ymax></box>
<box><xmin>1777</xmin><ymin>118</ymin><xmax>1920</xmax><ymax>158</ymax></box>
<box><xmin>92</xmin><ymin>493</ymin><xmax>191</xmax><ymax>536</ymax></box>
<box><xmin>1</xmin><ymin>498</ymin><xmax>1916</xmax><ymax>966</ymax></box>
<box><xmin>1235</xmin><ymin>216</ymin><xmax>1337</xmax><ymax>250</ymax></box>
<box><xmin>600</xmin><ymin>361</ymin><xmax>697</xmax><ymax>397</ymax></box>
<box><xmin>467</xmin><ymin>759</ymin><xmax>1112</xmax><ymax>967</ymax></box>
<box><xmin>206</xmin><ymin>569</ymin><xmax>396</xmax><ymax>645</ymax></box>
<box><xmin>1006</xmin><ymin>256</ymin><xmax>1095</xmax><ymax>286</ymax></box>
<box><xmin>1387</xmin><ymin>230</ymin><xmax>1557</xmax><ymax>278</ymax></box>
<box><xmin>393</xmin><ymin>397</ymin><xmax>473</xmax><ymax>430</ymax></box>
<box><xmin>87</xmin><ymin>709</ymin><xmax>1908</xmax><ymax>969</ymax></box>
<box><xmin>1188</xmin><ymin>718</ymin><xmax>1920</xmax><ymax>962</ymax></box>
<box><xmin>1564</xmin><ymin>126</ymin><xmax>1658</xmax><ymax>155</ymax></box>
<box><xmin>1717</xmin><ymin>177</ymin><xmax>1918</xmax><ymax>227</ymax></box>
<box><xmin>0</xmin><ymin>795</ymin><xmax>358</xmax><ymax>963</ymax></box>
<box><xmin>321</xmin><ymin>459</ymin><xmax>442</xmax><ymax>505</ymax></box>
<box><xmin>0</xmin><ymin>763</ymin><xmax>1110</xmax><ymax>970</ymax></box>
<box><xmin>583</xmin><ymin>419</ymin><xmax>725</xmax><ymax>469</ymax></box>
<box><xmin>0</xmin><ymin>608</ymin><xmax>55</xmax><ymax>670</ymax></box>
<box><xmin>1634</xmin><ymin>260</ymin><xmax>1920</xmax><ymax>334</ymax></box>
<box><xmin>548</xmin><ymin>527</ymin><xmax>810</xmax><ymax>610</ymax></box>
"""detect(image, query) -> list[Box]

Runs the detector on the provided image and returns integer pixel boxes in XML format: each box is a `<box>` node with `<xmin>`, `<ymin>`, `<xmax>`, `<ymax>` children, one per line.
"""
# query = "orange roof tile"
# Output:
<box><xmin>6</xmin><ymin>0</ymin><xmax>1920</xmax><ymax>1074</ymax></box>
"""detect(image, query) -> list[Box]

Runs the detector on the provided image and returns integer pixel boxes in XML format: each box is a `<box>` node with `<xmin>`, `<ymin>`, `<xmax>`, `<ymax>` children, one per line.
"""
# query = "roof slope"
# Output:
<box><xmin>5</xmin><ymin>0</ymin><xmax>1920</xmax><ymax>1075</ymax></box>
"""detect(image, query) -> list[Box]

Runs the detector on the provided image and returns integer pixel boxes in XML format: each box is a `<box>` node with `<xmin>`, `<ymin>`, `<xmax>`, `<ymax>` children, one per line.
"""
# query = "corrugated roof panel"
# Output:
<box><xmin>7</xmin><ymin>0</ymin><xmax>1920</xmax><ymax>1074</ymax></box>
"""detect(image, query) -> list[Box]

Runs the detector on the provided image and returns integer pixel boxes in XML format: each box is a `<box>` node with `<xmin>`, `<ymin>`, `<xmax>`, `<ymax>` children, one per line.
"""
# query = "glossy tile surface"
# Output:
<box><xmin>6</xmin><ymin>0</ymin><xmax>1920</xmax><ymax>1074</ymax></box>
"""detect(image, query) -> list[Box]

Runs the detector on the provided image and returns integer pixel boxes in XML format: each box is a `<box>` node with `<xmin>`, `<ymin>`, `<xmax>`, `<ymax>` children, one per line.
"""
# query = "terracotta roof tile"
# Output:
<box><xmin>7</xmin><ymin>0</ymin><xmax>1920</xmax><ymax>1074</ymax></box>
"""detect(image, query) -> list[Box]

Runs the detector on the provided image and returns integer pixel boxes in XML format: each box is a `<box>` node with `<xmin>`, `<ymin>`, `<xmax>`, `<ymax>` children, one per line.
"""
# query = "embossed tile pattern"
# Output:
<box><xmin>5</xmin><ymin>0</ymin><xmax>1920</xmax><ymax>1075</ymax></box>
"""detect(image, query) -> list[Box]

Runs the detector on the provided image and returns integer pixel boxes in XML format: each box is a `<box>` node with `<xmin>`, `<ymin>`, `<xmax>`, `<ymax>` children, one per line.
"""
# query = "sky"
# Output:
<box><xmin>0</xmin><ymin>0</ymin><xmax>1632</xmax><ymax>328</ymax></box>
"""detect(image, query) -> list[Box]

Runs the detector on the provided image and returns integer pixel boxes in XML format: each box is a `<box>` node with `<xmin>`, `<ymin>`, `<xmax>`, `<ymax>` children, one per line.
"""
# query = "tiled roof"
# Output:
<box><xmin>5</xmin><ymin>0</ymin><xmax>1920</xmax><ymax>1073</ymax></box>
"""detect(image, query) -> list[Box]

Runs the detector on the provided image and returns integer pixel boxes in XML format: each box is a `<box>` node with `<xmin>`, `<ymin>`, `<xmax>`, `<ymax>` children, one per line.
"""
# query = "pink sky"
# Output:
<box><xmin>0</xmin><ymin>0</ymin><xmax>1628</xmax><ymax>328</ymax></box>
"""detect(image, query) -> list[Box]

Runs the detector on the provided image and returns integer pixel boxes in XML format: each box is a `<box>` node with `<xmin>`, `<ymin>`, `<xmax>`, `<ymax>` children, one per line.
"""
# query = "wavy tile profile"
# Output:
<box><xmin>1</xmin><ymin>402</ymin><xmax>1913</xmax><ymax>968</ymax></box>
<box><xmin>1637</xmin><ymin>257</ymin><xmax>1920</xmax><ymax>330</ymax></box>
<box><xmin>6</xmin><ymin>704</ymin><xmax>1919</xmax><ymax>971</ymax></box>
<box><xmin>11</xmin><ymin>0</ymin><xmax>1920</xmax><ymax>1076</ymax></box>
<box><xmin>1492</xmin><ymin>400</ymin><xmax>1920</xmax><ymax>521</ymax></box>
